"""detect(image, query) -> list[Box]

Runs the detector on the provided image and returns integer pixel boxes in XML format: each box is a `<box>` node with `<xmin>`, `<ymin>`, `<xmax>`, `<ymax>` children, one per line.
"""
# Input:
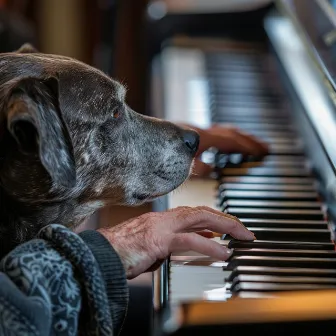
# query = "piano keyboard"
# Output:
<box><xmin>158</xmin><ymin>37</ymin><xmax>336</xmax><ymax>305</ymax></box>
<box><xmin>149</xmin><ymin>1</ymin><xmax>336</xmax><ymax>333</ymax></box>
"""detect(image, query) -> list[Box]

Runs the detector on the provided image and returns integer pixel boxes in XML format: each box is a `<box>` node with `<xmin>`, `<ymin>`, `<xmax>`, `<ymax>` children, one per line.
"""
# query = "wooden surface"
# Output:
<box><xmin>113</xmin><ymin>0</ymin><xmax>149</xmax><ymax>113</ymax></box>
<box><xmin>150</xmin><ymin>0</ymin><xmax>272</xmax><ymax>14</ymax></box>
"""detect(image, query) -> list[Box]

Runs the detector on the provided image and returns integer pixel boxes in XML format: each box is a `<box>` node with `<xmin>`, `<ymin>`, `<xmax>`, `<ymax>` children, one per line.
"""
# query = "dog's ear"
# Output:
<box><xmin>5</xmin><ymin>77</ymin><xmax>76</xmax><ymax>188</ymax></box>
<box><xmin>16</xmin><ymin>43</ymin><xmax>38</xmax><ymax>54</ymax></box>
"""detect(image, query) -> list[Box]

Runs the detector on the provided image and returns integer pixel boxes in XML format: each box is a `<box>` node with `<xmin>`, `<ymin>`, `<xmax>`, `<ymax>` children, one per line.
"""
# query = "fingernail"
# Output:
<box><xmin>224</xmin><ymin>247</ymin><xmax>233</xmax><ymax>254</ymax></box>
<box><xmin>250</xmin><ymin>233</ymin><xmax>256</xmax><ymax>240</ymax></box>
<box><xmin>222</xmin><ymin>247</ymin><xmax>233</xmax><ymax>260</ymax></box>
<box><xmin>245</xmin><ymin>231</ymin><xmax>256</xmax><ymax>240</ymax></box>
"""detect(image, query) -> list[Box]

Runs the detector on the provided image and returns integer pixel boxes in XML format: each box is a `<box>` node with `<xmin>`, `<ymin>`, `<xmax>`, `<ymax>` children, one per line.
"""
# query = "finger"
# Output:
<box><xmin>233</xmin><ymin>130</ymin><xmax>269</xmax><ymax>155</ymax></box>
<box><xmin>208</xmin><ymin>128</ymin><xmax>269</xmax><ymax>156</ymax></box>
<box><xmin>212</xmin><ymin>132</ymin><xmax>267</xmax><ymax>156</ymax></box>
<box><xmin>174</xmin><ymin>205</ymin><xmax>246</xmax><ymax>227</ymax></box>
<box><xmin>196</xmin><ymin>231</ymin><xmax>217</xmax><ymax>238</ymax></box>
<box><xmin>191</xmin><ymin>159</ymin><xmax>213</xmax><ymax>178</ymax></box>
<box><xmin>196</xmin><ymin>231</ymin><xmax>225</xmax><ymax>238</ymax></box>
<box><xmin>195</xmin><ymin>205</ymin><xmax>246</xmax><ymax>225</ymax></box>
<box><xmin>171</xmin><ymin>232</ymin><xmax>233</xmax><ymax>260</ymax></box>
<box><xmin>172</xmin><ymin>207</ymin><xmax>255</xmax><ymax>240</ymax></box>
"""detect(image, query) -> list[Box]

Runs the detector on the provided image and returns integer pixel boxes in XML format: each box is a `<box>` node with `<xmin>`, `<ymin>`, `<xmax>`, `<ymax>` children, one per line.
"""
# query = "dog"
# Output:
<box><xmin>0</xmin><ymin>43</ymin><xmax>200</xmax><ymax>256</ymax></box>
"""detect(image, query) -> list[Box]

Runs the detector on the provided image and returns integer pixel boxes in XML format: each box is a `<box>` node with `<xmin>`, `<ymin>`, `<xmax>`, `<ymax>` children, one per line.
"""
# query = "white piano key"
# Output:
<box><xmin>203</xmin><ymin>286</ymin><xmax>232</xmax><ymax>301</ymax></box>
<box><xmin>169</xmin><ymin>264</ymin><xmax>232</xmax><ymax>304</ymax></box>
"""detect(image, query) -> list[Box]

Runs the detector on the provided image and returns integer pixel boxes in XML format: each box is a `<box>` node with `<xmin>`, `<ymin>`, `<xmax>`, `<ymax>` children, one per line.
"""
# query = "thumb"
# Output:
<box><xmin>192</xmin><ymin>159</ymin><xmax>213</xmax><ymax>178</ymax></box>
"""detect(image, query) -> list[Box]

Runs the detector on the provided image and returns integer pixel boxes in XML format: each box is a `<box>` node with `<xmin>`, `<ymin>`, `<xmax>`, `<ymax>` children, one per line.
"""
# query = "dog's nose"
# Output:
<box><xmin>182</xmin><ymin>130</ymin><xmax>200</xmax><ymax>155</ymax></box>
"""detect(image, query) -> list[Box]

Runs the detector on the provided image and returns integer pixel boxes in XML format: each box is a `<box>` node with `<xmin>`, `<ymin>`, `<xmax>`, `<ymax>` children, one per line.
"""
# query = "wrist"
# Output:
<box><xmin>97</xmin><ymin>228</ymin><xmax>130</xmax><ymax>276</ymax></box>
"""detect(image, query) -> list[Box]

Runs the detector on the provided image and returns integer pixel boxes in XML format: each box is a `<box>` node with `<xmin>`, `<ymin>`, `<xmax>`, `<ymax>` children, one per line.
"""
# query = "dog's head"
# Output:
<box><xmin>0</xmin><ymin>44</ymin><xmax>199</xmax><ymax>227</ymax></box>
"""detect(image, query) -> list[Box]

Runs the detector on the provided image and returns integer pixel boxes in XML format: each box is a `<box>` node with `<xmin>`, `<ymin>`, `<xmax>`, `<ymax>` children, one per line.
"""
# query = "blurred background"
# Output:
<box><xmin>0</xmin><ymin>0</ymin><xmax>148</xmax><ymax>116</ymax></box>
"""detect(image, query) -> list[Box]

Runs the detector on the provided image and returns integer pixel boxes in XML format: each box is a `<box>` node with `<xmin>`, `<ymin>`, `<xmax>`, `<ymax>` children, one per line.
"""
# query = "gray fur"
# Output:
<box><xmin>0</xmin><ymin>45</ymin><xmax>199</xmax><ymax>255</ymax></box>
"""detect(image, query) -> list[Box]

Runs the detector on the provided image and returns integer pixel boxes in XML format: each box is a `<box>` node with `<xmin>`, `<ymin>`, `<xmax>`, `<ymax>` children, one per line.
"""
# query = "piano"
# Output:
<box><xmin>149</xmin><ymin>0</ymin><xmax>336</xmax><ymax>334</ymax></box>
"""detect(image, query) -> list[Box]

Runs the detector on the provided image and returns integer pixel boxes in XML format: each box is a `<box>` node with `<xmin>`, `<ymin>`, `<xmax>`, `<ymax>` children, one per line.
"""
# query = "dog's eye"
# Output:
<box><xmin>112</xmin><ymin>110</ymin><xmax>121</xmax><ymax>119</ymax></box>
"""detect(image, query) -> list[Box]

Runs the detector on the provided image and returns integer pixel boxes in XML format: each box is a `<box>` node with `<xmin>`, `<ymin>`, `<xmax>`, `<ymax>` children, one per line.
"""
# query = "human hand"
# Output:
<box><xmin>179</xmin><ymin>124</ymin><xmax>269</xmax><ymax>177</ymax></box>
<box><xmin>98</xmin><ymin>206</ymin><xmax>255</xmax><ymax>279</ymax></box>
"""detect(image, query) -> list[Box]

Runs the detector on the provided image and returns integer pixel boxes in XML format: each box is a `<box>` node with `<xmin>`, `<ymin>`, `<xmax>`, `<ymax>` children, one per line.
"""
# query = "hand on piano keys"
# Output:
<box><xmin>98</xmin><ymin>206</ymin><xmax>255</xmax><ymax>279</ymax></box>
<box><xmin>178</xmin><ymin>123</ymin><xmax>269</xmax><ymax>177</ymax></box>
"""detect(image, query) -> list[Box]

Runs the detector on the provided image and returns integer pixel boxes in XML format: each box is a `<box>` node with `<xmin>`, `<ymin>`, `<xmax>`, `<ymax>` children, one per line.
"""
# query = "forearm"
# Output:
<box><xmin>0</xmin><ymin>224</ymin><xmax>128</xmax><ymax>336</ymax></box>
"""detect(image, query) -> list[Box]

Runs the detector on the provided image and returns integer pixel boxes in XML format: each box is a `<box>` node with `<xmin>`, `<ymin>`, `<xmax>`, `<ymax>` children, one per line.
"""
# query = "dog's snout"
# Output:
<box><xmin>182</xmin><ymin>130</ymin><xmax>200</xmax><ymax>155</ymax></box>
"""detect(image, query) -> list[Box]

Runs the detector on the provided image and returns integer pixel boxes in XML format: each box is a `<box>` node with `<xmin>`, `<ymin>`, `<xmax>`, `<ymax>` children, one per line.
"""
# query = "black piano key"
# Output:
<box><xmin>236</xmin><ymin>159</ymin><xmax>306</xmax><ymax>168</ymax></box>
<box><xmin>207</xmin><ymin>53</ymin><xmax>264</xmax><ymax>64</ymax></box>
<box><xmin>230</xmin><ymin>248</ymin><xmax>336</xmax><ymax>259</ymax></box>
<box><xmin>207</xmin><ymin>51</ymin><xmax>264</xmax><ymax>58</ymax></box>
<box><xmin>231</xmin><ymin>281</ymin><xmax>336</xmax><ymax>293</ymax></box>
<box><xmin>226</xmin><ymin>266</ymin><xmax>336</xmax><ymax>282</ymax></box>
<box><xmin>222</xmin><ymin>167</ymin><xmax>309</xmax><ymax>177</ymax></box>
<box><xmin>210</xmin><ymin>72</ymin><xmax>273</xmax><ymax>80</ymax></box>
<box><xmin>230</xmin><ymin>274</ymin><xmax>336</xmax><ymax>286</ymax></box>
<box><xmin>222</xmin><ymin>200</ymin><xmax>321</xmax><ymax>209</ymax></box>
<box><xmin>270</xmin><ymin>148</ymin><xmax>303</xmax><ymax>156</ymax></box>
<box><xmin>212</xmin><ymin>88</ymin><xmax>276</xmax><ymax>97</ymax></box>
<box><xmin>211</xmin><ymin>82</ymin><xmax>270</xmax><ymax>94</ymax></box>
<box><xmin>213</xmin><ymin>90</ymin><xmax>279</xmax><ymax>100</ymax></box>
<box><xmin>209</xmin><ymin>71</ymin><xmax>268</xmax><ymax>80</ymax></box>
<box><xmin>224</xmin><ymin>207</ymin><xmax>324</xmax><ymax>220</ymax></box>
<box><xmin>212</xmin><ymin>107</ymin><xmax>289</xmax><ymax>119</ymax></box>
<box><xmin>210</xmin><ymin>78</ymin><xmax>269</xmax><ymax>88</ymax></box>
<box><xmin>215</xmin><ymin>154</ymin><xmax>307</xmax><ymax>170</ymax></box>
<box><xmin>214</xmin><ymin>120</ymin><xmax>293</xmax><ymax>131</ymax></box>
<box><xmin>221</xmin><ymin>190</ymin><xmax>318</xmax><ymax>201</ymax></box>
<box><xmin>239</xmin><ymin>218</ymin><xmax>328</xmax><ymax>229</ymax></box>
<box><xmin>213</xmin><ymin>118</ymin><xmax>295</xmax><ymax>132</ymax></box>
<box><xmin>212</xmin><ymin>107</ymin><xmax>287</xmax><ymax>120</ymax></box>
<box><xmin>208</xmin><ymin>60</ymin><xmax>265</xmax><ymax>67</ymax></box>
<box><xmin>207</xmin><ymin>53</ymin><xmax>265</xmax><ymax>60</ymax></box>
<box><xmin>221</xmin><ymin>128</ymin><xmax>296</xmax><ymax>139</ymax></box>
<box><xmin>212</xmin><ymin>103</ymin><xmax>280</xmax><ymax>113</ymax></box>
<box><xmin>207</xmin><ymin>63</ymin><xmax>265</xmax><ymax>71</ymax></box>
<box><xmin>270</xmin><ymin>143</ymin><xmax>303</xmax><ymax>154</ymax></box>
<box><xmin>226</xmin><ymin>256</ymin><xmax>336</xmax><ymax>270</ymax></box>
<box><xmin>242</xmin><ymin>227</ymin><xmax>331</xmax><ymax>242</ymax></box>
<box><xmin>213</xmin><ymin>115</ymin><xmax>289</xmax><ymax>125</ymax></box>
<box><xmin>221</xmin><ymin>176</ymin><xmax>315</xmax><ymax>185</ymax></box>
<box><xmin>211</xmin><ymin>93</ymin><xmax>279</xmax><ymax>105</ymax></box>
<box><xmin>246</xmin><ymin>155</ymin><xmax>307</xmax><ymax>164</ymax></box>
<box><xmin>208</xmin><ymin>67</ymin><xmax>267</xmax><ymax>76</ymax></box>
<box><xmin>228</xmin><ymin>240</ymin><xmax>334</xmax><ymax>250</ymax></box>
<box><xmin>220</xmin><ymin>184</ymin><xmax>316</xmax><ymax>192</ymax></box>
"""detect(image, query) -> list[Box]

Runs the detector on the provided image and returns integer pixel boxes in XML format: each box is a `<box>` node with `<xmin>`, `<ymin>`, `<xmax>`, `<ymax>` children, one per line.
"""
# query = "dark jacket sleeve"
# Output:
<box><xmin>0</xmin><ymin>224</ymin><xmax>129</xmax><ymax>336</ymax></box>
